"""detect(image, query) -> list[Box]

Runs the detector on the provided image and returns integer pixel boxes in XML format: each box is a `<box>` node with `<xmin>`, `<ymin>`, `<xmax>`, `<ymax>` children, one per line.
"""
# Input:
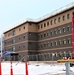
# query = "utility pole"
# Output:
<box><xmin>0</xmin><ymin>35</ymin><xmax>2</xmax><ymax>58</ymax></box>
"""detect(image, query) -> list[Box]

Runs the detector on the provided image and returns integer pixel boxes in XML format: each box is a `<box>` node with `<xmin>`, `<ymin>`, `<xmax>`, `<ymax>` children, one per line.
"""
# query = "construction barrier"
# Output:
<box><xmin>0</xmin><ymin>62</ymin><xmax>2</xmax><ymax>75</ymax></box>
<box><xmin>0</xmin><ymin>61</ymin><xmax>29</xmax><ymax>75</ymax></box>
<box><xmin>25</xmin><ymin>61</ymin><xmax>29</xmax><ymax>75</ymax></box>
<box><xmin>10</xmin><ymin>61</ymin><xmax>13</xmax><ymax>75</ymax></box>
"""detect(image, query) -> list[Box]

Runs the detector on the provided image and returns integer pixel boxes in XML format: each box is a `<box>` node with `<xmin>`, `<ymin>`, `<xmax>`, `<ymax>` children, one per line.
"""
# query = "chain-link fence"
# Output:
<box><xmin>25</xmin><ymin>52</ymin><xmax>73</xmax><ymax>62</ymax></box>
<box><xmin>2</xmin><ymin>52</ymin><xmax>73</xmax><ymax>62</ymax></box>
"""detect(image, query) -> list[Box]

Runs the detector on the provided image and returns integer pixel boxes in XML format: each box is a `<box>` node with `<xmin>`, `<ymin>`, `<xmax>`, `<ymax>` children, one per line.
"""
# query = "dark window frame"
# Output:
<box><xmin>50</xmin><ymin>20</ymin><xmax>53</xmax><ymax>25</ymax></box>
<box><xmin>44</xmin><ymin>23</ymin><xmax>46</xmax><ymax>27</ymax></box>
<box><xmin>58</xmin><ymin>17</ymin><xmax>60</xmax><ymax>22</ymax></box>
<box><xmin>54</xmin><ymin>19</ymin><xmax>56</xmax><ymax>24</ymax></box>
<box><xmin>67</xmin><ymin>14</ymin><xmax>70</xmax><ymax>19</ymax></box>
<box><xmin>62</xmin><ymin>15</ymin><xmax>65</xmax><ymax>21</ymax></box>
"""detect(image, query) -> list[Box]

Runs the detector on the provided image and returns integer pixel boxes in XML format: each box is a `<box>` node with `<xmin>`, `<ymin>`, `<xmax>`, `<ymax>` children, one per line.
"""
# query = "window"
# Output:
<box><xmin>29</xmin><ymin>33</ymin><xmax>32</xmax><ymax>35</ymax></box>
<box><xmin>44</xmin><ymin>23</ymin><xmax>46</xmax><ymax>27</ymax></box>
<box><xmin>63</xmin><ymin>39</ymin><xmax>66</xmax><ymax>44</ymax></box>
<box><xmin>58</xmin><ymin>29</ymin><xmax>61</xmax><ymax>33</ymax></box>
<box><xmin>54</xmin><ymin>19</ymin><xmax>56</xmax><ymax>24</ymax></box>
<box><xmin>67</xmin><ymin>14</ymin><xmax>70</xmax><ymax>19</ymax></box>
<box><xmin>47</xmin><ymin>42</ymin><xmax>50</xmax><ymax>47</ymax></box>
<box><xmin>59</xmin><ymin>52</ymin><xmax>62</xmax><ymax>57</ymax></box>
<box><xmin>41</xmin><ymin>24</ymin><xmax>43</xmax><ymax>28</ymax></box>
<box><xmin>54</xmin><ymin>30</ymin><xmax>57</xmax><ymax>35</ymax></box>
<box><xmin>62</xmin><ymin>16</ymin><xmax>65</xmax><ymax>21</ymax></box>
<box><xmin>67</xmin><ymin>26</ymin><xmax>70</xmax><ymax>31</ymax></box>
<box><xmin>47</xmin><ymin>22</ymin><xmax>49</xmax><ymax>26</ymax></box>
<box><xmin>41</xmin><ymin>34</ymin><xmax>43</xmax><ymax>38</ymax></box>
<box><xmin>19</xmin><ymin>28</ymin><xmax>21</xmax><ymax>31</ymax></box>
<box><xmin>44</xmin><ymin>43</ymin><xmax>46</xmax><ymax>47</ymax></box>
<box><xmin>63</xmin><ymin>28</ymin><xmax>65</xmax><ymax>32</ymax></box>
<box><xmin>63</xmin><ymin>51</ymin><xmax>66</xmax><ymax>57</ymax></box>
<box><xmin>50</xmin><ymin>20</ymin><xmax>53</xmax><ymax>25</ymax></box>
<box><xmin>23</xmin><ymin>26</ymin><xmax>25</xmax><ymax>29</ymax></box>
<box><xmin>12</xmin><ymin>46</ymin><xmax>15</xmax><ymax>51</ymax></box>
<box><xmin>38</xmin><ymin>34</ymin><xmax>40</xmax><ymax>39</ymax></box>
<box><xmin>50</xmin><ymin>53</ymin><xmax>52</xmax><ymax>57</ymax></box>
<box><xmin>59</xmin><ymin>40</ymin><xmax>61</xmax><ymax>45</ymax></box>
<box><xmin>23</xmin><ymin>35</ymin><xmax>25</xmax><ymax>38</ymax></box>
<box><xmin>68</xmin><ymin>51</ymin><xmax>72</xmax><ymax>57</ymax></box>
<box><xmin>23</xmin><ymin>44</ymin><xmax>25</xmax><ymax>47</ymax></box>
<box><xmin>19</xmin><ymin>37</ymin><xmax>20</xmax><ymax>39</ymax></box>
<box><xmin>46</xmin><ymin>53</ymin><xmax>50</xmax><ymax>58</ymax></box>
<box><xmin>51</xmin><ymin>42</ymin><xmax>53</xmax><ymax>46</ymax></box>
<box><xmin>68</xmin><ymin>39</ymin><xmax>71</xmax><ymax>44</ymax></box>
<box><xmin>12</xmin><ymin>38</ymin><xmax>15</xmax><ymax>44</ymax></box>
<box><xmin>41</xmin><ymin>44</ymin><xmax>43</xmax><ymax>48</ymax></box>
<box><xmin>51</xmin><ymin>42</ymin><xmax>52</xmax><ymax>46</ymax></box>
<box><xmin>44</xmin><ymin>33</ymin><xmax>46</xmax><ymax>37</ymax></box>
<box><xmin>12</xmin><ymin>30</ymin><xmax>15</xmax><ymax>36</ymax></box>
<box><xmin>50</xmin><ymin>31</ymin><xmax>53</xmax><ymax>35</ymax></box>
<box><xmin>55</xmin><ymin>41</ymin><xmax>57</xmax><ymax>46</ymax></box>
<box><xmin>55</xmin><ymin>53</ymin><xmax>58</xmax><ymax>57</ymax></box>
<box><xmin>58</xmin><ymin>17</ymin><xmax>60</xmax><ymax>22</ymax></box>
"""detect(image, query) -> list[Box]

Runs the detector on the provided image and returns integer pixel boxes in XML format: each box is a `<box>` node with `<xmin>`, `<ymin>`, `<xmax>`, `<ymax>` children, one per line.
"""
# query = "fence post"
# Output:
<box><xmin>25</xmin><ymin>60</ymin><xmax>29</xmax><ymax>75</ymax></box>
<box><xmin>52</xmin><ymin>53</ymin><xmax>55</xmax><ymax>64</ymax></box>
<box><xmin>36</xmin><ymin>54</ymin><xmax>39</xmax><ymax>66</ymax></box>
<box><xmin>65</xmin><ymin>62</ymin><xmax>70</xmax><ymax>75</ymax></box>
<box><xmin>10</xmin><ymin>61</ymin><xmax>13</xmax><ymax>75</ymax></box>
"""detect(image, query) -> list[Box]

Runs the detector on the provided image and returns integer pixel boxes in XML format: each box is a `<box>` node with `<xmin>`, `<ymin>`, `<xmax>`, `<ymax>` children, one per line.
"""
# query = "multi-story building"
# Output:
<box><xmin>4</xmin><ymin>2</ymin><xmax>74</xmax><ymax>61</ymax></box>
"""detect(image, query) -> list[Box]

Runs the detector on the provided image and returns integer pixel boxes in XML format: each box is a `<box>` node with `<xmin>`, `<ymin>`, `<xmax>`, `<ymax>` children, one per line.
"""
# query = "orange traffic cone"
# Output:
<box><xmin>25</xmin><ymin>61</ymin><xmax>29</xmax><ymax>75</ymax></box>
<box><xmin>10</xmin><ymin>61</ymin><xmax>13</xmax><ymax>75</ymax></box>
<box><xmin>0</xmin><ymin>62</ymin><xmax>2</xmax><ymax>75</ymax></box>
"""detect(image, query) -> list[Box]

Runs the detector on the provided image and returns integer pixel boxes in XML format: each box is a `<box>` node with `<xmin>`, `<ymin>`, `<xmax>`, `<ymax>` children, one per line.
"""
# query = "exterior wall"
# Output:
<box><xmin>4</xmin><ymin>23</ymin><xmax>28</xmax><ymax>40</ymax></box>
<box><xmin>38</xmin><ymin>22</ymin><xmax>72</xmax><ymax>40</ymax></box>
<box><xmin>37</xmin><ymin>8</ymin><xmax>74</xmax><ymax>32</ymax></box>
<box><xmin>36</xmin><ymin>8</ymin><xmax>74</xmax><ymax>60</ymax></box>
<box><xmin>4</xmin><ymin>22</ymin><xmax>38</xmax><ymax>59</ymax></box>
<box><xmin>4</xmin><ymin>7</ymin><xmax>74</xmax><ymax>60</ymax></box>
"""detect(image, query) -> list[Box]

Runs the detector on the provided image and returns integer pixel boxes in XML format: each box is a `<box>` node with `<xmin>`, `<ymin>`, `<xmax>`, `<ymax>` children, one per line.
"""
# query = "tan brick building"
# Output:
<box><xmin>4</xmin><ymin>3</ymin><xmax>74</xmax><ymax>61</ymax></box>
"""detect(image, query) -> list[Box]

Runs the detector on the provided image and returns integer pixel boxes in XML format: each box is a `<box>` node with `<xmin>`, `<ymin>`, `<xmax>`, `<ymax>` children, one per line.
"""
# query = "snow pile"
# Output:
<box><xmin>1</xmin><ymin>62</ymin><xmax>74</xmax><ymax>75</ymax></box>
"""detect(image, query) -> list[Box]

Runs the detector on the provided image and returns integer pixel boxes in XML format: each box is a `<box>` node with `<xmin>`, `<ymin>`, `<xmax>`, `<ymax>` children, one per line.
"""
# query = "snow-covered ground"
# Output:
<box><xmin>1</xmin><ymin>61</ymin><xmax>74</xmax><ymax>75</ymax></box>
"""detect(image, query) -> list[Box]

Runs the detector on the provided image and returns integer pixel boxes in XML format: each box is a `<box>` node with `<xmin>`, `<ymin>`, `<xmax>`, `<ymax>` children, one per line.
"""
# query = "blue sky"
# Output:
<box><xmin>0</xmin><ymin>0</ymin><xmax>74</xmax><ymax>36</ymax></box>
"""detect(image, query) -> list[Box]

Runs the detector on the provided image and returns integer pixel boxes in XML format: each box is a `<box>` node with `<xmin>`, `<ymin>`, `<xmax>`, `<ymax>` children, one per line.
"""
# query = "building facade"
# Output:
<box><xmin>4</xmin><ymin>3</ymin><xmax>74</xmax><ymax>61</ymax></box>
